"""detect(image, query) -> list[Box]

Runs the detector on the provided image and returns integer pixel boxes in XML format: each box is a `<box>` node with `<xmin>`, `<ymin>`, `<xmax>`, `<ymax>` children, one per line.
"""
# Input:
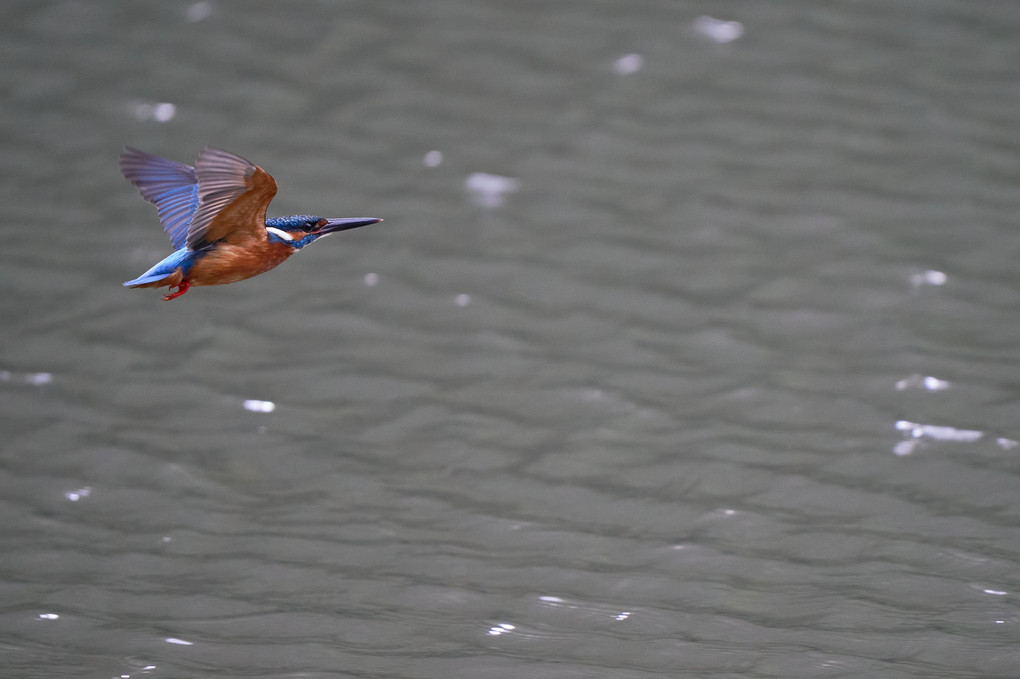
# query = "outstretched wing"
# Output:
<box><xmin>187</xmin><ymin>147</ymin><xmax>278</xmax><ymax>250</ymax></box>
<box><xmin>119</xmin><ymin>147</ymin><xmax>199</xmax><ymax>250</ymax></box>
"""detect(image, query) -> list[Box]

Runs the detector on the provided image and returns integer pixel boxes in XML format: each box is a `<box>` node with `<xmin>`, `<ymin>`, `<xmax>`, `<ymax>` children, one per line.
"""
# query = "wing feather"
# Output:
<box><xmin>188</xmin><ymin>147</ymin><xmax>278</xmax><ymax>249</ymax></box>
<box><xmin>119</xmin><ymin>147</ymin><xmax>199</xmax><ymax>250</ymax></box>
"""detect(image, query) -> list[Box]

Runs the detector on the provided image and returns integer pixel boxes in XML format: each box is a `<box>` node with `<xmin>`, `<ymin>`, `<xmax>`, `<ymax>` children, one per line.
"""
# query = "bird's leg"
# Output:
<box><xmin>162</xmin><ymin>280</ymin><xmax>191</xmax><ymax>301</ymax></box>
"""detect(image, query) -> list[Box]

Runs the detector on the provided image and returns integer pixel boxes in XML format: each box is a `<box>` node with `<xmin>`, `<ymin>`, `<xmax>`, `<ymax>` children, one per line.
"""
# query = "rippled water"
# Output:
<box><xmin>3</xmin><ymin>1</ymin><xmax>1020</xmax><ymax>677</ymax></box>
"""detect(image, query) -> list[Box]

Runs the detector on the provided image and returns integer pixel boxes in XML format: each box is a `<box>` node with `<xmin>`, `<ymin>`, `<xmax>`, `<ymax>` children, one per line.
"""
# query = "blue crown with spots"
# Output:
<box><xmin>266</xmin><ymin>215</ymin><xmax>322</xmax><ymax>229</ymax></box>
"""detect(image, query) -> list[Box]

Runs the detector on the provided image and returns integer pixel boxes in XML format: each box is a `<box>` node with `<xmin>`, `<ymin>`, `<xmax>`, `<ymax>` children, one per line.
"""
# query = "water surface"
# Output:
<box><xmin>2</xmin><ymin>1</ymin><xmax>1019</xmax><ymax>677</ymax></box>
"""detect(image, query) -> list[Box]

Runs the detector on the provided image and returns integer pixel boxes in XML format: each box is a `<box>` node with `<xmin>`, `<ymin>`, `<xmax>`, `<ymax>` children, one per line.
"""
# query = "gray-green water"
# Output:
<box><xmin>2</xmin><ymin>1</ymin><xmax>1019</xmax><ymax>677</ymax></box>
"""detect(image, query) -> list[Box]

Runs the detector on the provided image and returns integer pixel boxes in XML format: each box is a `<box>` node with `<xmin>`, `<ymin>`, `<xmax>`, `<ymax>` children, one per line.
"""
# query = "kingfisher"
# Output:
<box><xmin>120</xmin><ymin>146</ymin><xmax>381</xmax><ymax>301</ymax></box>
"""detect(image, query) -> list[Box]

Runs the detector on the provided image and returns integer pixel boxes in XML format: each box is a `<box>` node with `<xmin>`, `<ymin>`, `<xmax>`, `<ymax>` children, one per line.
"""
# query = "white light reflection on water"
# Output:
<box><xmin>895</xmin><ymin>375</ymin><xmax>950</xmax><ymax>391</ymax></box>
<box><xmin>893</xmin><ymin>420</ymin><xmax>984</xmax><ymax>456</ymax></box>
<box><xmin>242</xmin><ymin>399</ymin><xmax>275</xmax><ymax>413</ymax></box>
<box><xmin>895</xmin><ymin>420</ymin><xmax>983</xmax><ymax>442</ymax></box>
<box><xmin>910</xmin><ymin>269</ymin><xmax>947</xmax><ymax>288</ymax></box>
<box><xmin>692</xmin><ymin>15</ymin><xmax>744</xmax><ymax>43</ymax></box>
<box><xmin>64</xmin><ymin>487</ymin><xmax>91</xmax><ymax>502</ymax></box>
<box><xmin>113</xmin><ymin>664</ymin><xmax>158</xmax><ymax>679</ymax></box>
<box><xmin>464</xmin><ymin>172</ymin><xmax>520</xmax><ymax>207</ymax></box>
<box><xmin>612</xmin><ymin>53</ymin><xmax>644</xmax><ymax>75</ymax></box>
<box><xmin>1</xmin><ymin>370</ymin><xmax>53</xmax><ymax>385</ymax></box>
<box><xmin>539</xmin><ymin>594</ymin><xmax>635</xmax><ymax>624</ymax></box>
<box><xmin>130</xmin><ymin>101</ymin><xmax>177</xmax><ymax>122</ymax></box>
<box><xmin>487</xmin><ymin>622</ymin><xmax>515</xmax><ymax>636</ymax></box>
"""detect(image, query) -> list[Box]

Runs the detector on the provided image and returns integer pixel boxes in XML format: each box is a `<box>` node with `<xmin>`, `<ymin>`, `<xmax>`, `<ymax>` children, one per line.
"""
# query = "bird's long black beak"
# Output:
<box><xmin>318</xmin><ymin>217</ymin><xmax>382</xmax><ymax>235</ymax></box>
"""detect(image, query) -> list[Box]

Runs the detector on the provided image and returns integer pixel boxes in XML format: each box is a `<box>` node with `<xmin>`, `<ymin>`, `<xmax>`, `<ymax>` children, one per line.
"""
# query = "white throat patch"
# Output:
<box><xmin>266</xmin><ymin>226</ymin><xmax>294</xmax><ymax>241</ymax></box>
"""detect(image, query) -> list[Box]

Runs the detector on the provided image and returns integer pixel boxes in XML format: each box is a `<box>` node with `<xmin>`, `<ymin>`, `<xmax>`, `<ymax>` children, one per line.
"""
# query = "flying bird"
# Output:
<box><xmin>120</xmin><ymin>147</ymin><xmax>380</xmax><ymax>301</ymax></box>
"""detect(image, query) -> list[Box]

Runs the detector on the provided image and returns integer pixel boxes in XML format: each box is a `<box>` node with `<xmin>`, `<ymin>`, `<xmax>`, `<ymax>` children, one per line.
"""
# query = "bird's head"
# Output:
<box><xmin>265</xmin><ymin>215</ymin><xmax>381</xmax><ymax>249</ymax></box>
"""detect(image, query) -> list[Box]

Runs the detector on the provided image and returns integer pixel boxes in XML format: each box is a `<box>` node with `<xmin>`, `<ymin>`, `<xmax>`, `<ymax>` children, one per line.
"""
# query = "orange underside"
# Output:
<box><xmin>130</xmin><ymin>241</ymin><xmax>294</xmax><ymax>289</ymax></box>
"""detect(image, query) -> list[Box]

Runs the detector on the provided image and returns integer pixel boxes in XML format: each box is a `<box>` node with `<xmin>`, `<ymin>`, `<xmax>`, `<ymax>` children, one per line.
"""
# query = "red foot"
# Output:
<box><xmin>162</xmin><ymin>280</ymin><xmax>191</xmax><ymax>301</ymax></box>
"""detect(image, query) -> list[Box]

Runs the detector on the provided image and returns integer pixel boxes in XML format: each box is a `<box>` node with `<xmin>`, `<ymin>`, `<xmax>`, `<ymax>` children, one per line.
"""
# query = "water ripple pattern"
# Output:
<box><xmin>2</xmin><ymin>1</ymin><xmax>1019</xmax><ymax>677</ymax></box>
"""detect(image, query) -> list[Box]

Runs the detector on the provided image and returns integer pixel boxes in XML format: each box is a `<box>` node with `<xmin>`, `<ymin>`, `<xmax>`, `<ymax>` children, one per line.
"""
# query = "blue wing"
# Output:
<box><xmin>120</xmin><ymin>147</ymin><xmax>200</xmax><ymax>250</ymax></box>
<box><xmin>123</xmin><ymin>248</ymin><xmax>198</xmax><ymax>287</ymax></box>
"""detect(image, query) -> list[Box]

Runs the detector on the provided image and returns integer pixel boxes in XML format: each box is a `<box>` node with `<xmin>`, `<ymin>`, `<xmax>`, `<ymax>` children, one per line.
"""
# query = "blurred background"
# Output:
<box><xmin>2</xmin><ymin>1</ymin><xmax>1019</xmax><ymax>677</ymax></box>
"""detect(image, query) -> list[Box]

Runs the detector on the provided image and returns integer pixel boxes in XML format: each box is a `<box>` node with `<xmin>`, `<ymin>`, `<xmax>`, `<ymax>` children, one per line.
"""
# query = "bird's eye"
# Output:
<box><xmin>305</xmin><ymin>220</ymin><xmax>319</xmax><ymax>232</ymax></box>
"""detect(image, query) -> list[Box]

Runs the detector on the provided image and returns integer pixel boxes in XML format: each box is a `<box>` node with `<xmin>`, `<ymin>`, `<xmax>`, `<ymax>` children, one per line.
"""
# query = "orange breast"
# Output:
<box><xmin>187</xmin><ymin>241</ymin><xmax>294</xmax><ymax>286</ymax></box>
